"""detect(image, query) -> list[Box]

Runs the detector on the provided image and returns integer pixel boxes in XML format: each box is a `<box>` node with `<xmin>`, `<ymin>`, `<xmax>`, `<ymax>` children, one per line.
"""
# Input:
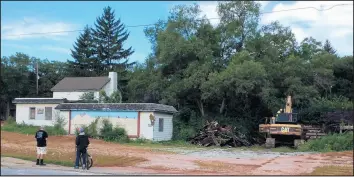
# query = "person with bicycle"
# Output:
<box><xmin>75</xmin><ymin>127</ymin><xmax>90</xmax><ymax>169</ymax></box>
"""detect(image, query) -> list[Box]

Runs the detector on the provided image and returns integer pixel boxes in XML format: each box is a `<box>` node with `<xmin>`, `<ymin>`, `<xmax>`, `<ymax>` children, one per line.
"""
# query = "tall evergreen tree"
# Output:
<box><xmin>92</xmin><ymin>6</ymin><xmax>135</xmax><ymax>75</ymax></box>
<box><xmin>92</xmin><ymin>6</ymin><xmax>135</xmax><ymax>101</ymax></box>
<box><xmin>68</xmin><ymin>25</ymin><xmax>97</xmax><ymax>77</ymax></box>
<box><xmin>323</xmin><ymin>39</ymin><xmax>337</xmax><ymax>55</ymax></box>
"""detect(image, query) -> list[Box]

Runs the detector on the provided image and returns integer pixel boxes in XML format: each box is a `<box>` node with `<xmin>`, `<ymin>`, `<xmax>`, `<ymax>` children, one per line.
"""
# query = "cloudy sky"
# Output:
<box><xmin>1</xmin><ymin>1</ymin><xmax>353</xmax><ymax>63</ymax></box>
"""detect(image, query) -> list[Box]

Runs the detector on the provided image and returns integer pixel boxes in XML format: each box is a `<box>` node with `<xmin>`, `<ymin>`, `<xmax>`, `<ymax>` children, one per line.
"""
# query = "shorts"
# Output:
<box><xmin>36</xmin><ymin>147</ymin><xmax>47</xmax><ymax>155</ymax></box>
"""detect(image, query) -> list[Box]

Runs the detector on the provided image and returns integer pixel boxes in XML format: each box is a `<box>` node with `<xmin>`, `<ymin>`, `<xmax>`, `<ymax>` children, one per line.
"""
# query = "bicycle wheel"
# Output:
<box><xmin>88</xmin><ymin>156</ymin><xmax>93</xmax><ymax>168</ymax></box>
<box><xmin>85</xmin><ymin>153</ymin><xmax>89</xmax><ymax>170</ymax></box>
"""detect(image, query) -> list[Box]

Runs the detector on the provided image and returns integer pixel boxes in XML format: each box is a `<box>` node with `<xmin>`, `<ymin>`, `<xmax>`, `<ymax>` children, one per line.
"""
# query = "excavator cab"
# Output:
<box><xmin>275</xmin><ymin>113</ymin><xmax>298</xmax><ymax>123</ymax></box>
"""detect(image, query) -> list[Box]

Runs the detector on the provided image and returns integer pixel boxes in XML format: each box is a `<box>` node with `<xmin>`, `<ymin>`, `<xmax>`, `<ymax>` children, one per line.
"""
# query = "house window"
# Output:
<box><xmin>29</xmin><ymin>107</ymin><xmax>36</xmax><ymax>119</ymax></box>
<box><xmin>45</xmin><ymin>107</ymin><xmax>52</xmax><ymax>120</ymax></box>
<box><xmin>158</xmin><ymin>118</ymin><xmax>164</xmax><ymax>132</ymax></box>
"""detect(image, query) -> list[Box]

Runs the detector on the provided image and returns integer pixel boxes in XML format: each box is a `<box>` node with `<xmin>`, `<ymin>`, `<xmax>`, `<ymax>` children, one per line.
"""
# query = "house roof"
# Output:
<box><xmin>55</xmin><ymin>103</ymin><xmax>178</xmax><ymax>114</ymax></box>
<box><xmin>50</xmin><ymin>77</ymin><xmax>110</xmax><ymax>92</ymax></box>
<box><xmin>13</xmin><ymin>98</ymin><xmax>68</xmax><ymax>104</ymax></box>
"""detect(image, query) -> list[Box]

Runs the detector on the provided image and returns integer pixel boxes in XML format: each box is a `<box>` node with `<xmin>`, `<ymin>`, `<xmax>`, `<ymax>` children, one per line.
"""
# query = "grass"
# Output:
<box><xmin>2</xmin><ymin>122</ymin><xmax>40</xmax><ymax>135</ymax></box>
<box><xmin>1</xmin><ymin>154</ymin><xmax>74</xmax><ymax>167</ymax></box>
<box><xmin>1</xmin><ymin>147</ymin><xmax>148</xmax><ymax>167</ymax></box>
<box><xmin>306</xmin><ymin>165</ymin><xmax>353</xmax><ymax>175</ymax></box>
<box><xmin>2</xmin><ymin>117</ymin><xmax>67</xmax><ymax>136</ymax></box>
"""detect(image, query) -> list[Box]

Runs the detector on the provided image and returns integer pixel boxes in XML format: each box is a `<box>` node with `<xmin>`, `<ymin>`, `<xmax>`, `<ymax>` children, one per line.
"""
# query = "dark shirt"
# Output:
<box><xmin>35</xmin><ymin>130</ymin><xmax>48</xmax><ymax>147</ymax></box>
<box><xmin>76</xmin><ymin>134</ymin><xmax>90</xmax><ymax>150</ymax></box>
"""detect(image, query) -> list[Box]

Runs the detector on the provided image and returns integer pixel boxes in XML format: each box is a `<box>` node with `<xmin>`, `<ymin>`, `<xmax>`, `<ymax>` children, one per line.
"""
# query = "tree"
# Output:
<box><xmin>323</xmin><ymin>39</ymin><xmax>337</xmax><ymax>55</ymax></box>
<box><xmin>99</xmin><ymin>90</ymin><xmax>122</xmax><ymax>103</ymax></box>
<box><xmin>0</xmin><ymin>53</ymin><xmax>37</xmax><ymax>119</ymax></box>
<box><xmin>68</xmin><ymin>25</ymin><xmax>97</xmax><ymax>77</ymax></box>
<box><xmin>91</xmin><ymin>6</ymin><xmax>135</xmax><ymax>75</ymax></box>
<box><xmin>217</xmin><ymin>1</ymin><xmax>261</xmax><ymax>62</ymax></box>
<box><xmin>91</xmin><ymin>6</ymin><xmax>135</xmax><ymax>101</ymax></box>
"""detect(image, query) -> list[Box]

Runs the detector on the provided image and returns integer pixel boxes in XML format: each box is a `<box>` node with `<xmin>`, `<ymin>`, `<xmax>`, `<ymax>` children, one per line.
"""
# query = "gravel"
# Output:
<box><xmin>158</xmin><ymin>148</ymin><xmax>315</xmax><ymax>159</ymax></box>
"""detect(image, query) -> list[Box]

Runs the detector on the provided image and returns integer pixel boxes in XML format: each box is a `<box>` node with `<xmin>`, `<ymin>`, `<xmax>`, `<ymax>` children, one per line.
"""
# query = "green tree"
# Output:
<box><xmin>91</xmin><ymin>6</ymin><xmax>135</xmax><ymax>101</ymax></box>
<box><xmin>92</xmin><ymin>6</ymin><xmax>134</xmax><ymax>75</ymax></box>
<box><xmin>323</xmin><ymin>39</ymin><xmax>337</xmax><ymax>55</ymax></box>
<box><xmin>68</xmin><ymin>25</ymin><xmax>97</xmax><ymax>77</ymax></box>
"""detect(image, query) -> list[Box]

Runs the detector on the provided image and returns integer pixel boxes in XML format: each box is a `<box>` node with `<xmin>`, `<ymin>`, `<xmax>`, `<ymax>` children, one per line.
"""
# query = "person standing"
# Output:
<box><xmin>75</xmin><ymin>127</ymin><xmax>90</xmax><ymax>169</ymax></box>
<box><xmin>35</xmin><ymin>126</ymin><xmax>48</xmax><ymax>166</ymax></box>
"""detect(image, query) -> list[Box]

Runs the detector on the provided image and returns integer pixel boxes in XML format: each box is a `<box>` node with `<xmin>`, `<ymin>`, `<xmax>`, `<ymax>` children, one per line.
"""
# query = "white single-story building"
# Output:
<box><xmin>12</xmin><ymin>71</ymin><xmax>178</xmax><ymax>141</ymax></box>
<box><xmin>13</xmin><ymin>99</ymin><xmax>177</xmax><ymax>141</ymax></box>
<box><xmin>13</xmin><ymin>98</ymin><xmax>68</xmax><ymax>126</ymax></box>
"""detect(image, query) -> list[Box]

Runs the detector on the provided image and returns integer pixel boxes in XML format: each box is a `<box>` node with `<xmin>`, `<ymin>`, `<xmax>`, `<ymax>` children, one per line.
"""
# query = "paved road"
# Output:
<box><xmin>1</xmin><ymin>167</ymin><xmax>104</xmax><ymax>175</ymax></box>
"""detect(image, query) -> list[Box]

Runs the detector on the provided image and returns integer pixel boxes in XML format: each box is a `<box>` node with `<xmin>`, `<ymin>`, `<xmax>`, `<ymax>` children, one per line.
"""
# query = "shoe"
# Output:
<box><xmin>82</xmin><ymin>165</ymin><xmax>86</xmax><ymax>170</ymax></box>
<box><xmin>39</xmin><ymin>159</ymin><xmax>46</xmax><ymax>166</ymax></box>
<box><xmin>74</xmin><ymin>166</ymin><xmax>79</xmax><ymax>169</ymax></box>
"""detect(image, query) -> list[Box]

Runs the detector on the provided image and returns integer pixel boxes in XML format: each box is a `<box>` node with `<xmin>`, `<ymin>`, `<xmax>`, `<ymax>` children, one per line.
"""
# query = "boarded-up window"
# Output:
<box><xmin>45</xmin><ymin>107</ymin><xmax>52</xmax><ymax>120</ymax></box>
<box><xmin>158</xmin><ymin>118</ymin><xmax>164</xmax><ymax>132</ymax></box>
<box><xmin>29</xmin><ymin>107</ymin><xmax>36</xmax><ymax>119</ymax></box>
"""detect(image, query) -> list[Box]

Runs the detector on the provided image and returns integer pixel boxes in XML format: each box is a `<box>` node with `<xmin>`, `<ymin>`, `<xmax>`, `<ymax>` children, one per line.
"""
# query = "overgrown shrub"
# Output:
<box><xmin>46</xmin><ymin>115</ymin><xmax>67</xmax><ymax>135</ymax></box>
<box><xmin>5</xmin><ymin>116</ymin><xmax>16</xmax><ymax>125</ymax></box>
<box><xmin>76</xmin><ymin>118</ymin><xmax>100</xmax><ymax>138</ymax></box>
<box><xmin>99</xmin><ymin>119</ymin><xmax>129</xmax><ymax>143</ymax></box>
<box><xmin>298</xmin><ymin>132</ymin><xmax>353</xmax><ymax>152</ymax></box>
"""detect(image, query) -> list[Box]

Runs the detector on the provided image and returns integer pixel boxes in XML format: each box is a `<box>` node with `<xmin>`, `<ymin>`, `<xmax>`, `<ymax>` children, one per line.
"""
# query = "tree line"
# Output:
<box><xmin>1</xmin><ymin>2</ymin><xmax>353</xmax><ymax>141</ymax></box>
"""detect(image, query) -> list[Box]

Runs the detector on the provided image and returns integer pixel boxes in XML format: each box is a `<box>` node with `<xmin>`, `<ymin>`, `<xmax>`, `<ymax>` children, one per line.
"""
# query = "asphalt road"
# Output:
<box><xmin>1</xmin><ymin>167</ymin><xmax>104</xmax><ymax>175</ymax></box>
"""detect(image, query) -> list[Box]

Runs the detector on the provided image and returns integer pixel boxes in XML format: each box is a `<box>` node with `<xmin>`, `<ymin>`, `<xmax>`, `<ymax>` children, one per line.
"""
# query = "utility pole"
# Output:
<box><xmin>36</xmin><ymin>61</ymin><xmax>39</xmax><ymax>96</ymax></box>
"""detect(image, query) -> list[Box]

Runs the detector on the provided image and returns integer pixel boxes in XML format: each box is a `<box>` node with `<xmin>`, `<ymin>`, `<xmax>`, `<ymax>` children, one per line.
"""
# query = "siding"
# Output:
<box><xmin>52</xmin><ymin>82</ymin><xmax>112</xmax><ymax>101</ymax></box>
<box><xmin>53</xmin><ymin>92</ymin><xmax>99</xmax><ymax>101</ymax></box>
<box><xmin>139</xmin><ymin>112</ymin><xmax>154</xmax><ymax>140</ymax></box>
<box><xmin>153</xmin><ymin>112</ymin><xmax>173</xmax><ymax>141</ymax></box>
<box><xmin>15</xmin><ymin>104</ymin><xmax>61</xmax><ymax>127</ymax></box>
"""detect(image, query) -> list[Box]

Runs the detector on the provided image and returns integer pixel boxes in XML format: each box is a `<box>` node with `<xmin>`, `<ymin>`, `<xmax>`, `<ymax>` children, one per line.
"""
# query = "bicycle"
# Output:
<box><xmin>77</xmin><ymin>148</ymin><xmax>93</xmax><ymax>170</ymax></box>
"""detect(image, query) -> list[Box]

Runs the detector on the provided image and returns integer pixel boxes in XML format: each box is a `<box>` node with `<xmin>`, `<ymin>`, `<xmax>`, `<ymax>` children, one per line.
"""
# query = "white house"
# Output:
<box><xmin>55</xmin><ymin>103</ymin><xmax>177</xmax><ymax>141</ymax></box>
<box><xmin>51</xmin><ymin>72</ymin><xmax>118</xmax><ymax>101</ymax></box>
<box><xmin>12</xmin><ymin>98</ymin><xmax>68</xmax><ymax>126</ymax></box>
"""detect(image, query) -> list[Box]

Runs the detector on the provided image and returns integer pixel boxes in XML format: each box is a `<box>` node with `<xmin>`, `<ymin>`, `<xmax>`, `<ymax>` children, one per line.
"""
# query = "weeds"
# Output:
<box><xmin>298</xmin><ymin>132</ymin><xmax>353</xmax><ymax>152</ymax></box>
<box><xmin>2</xmin><ymin>115</ymin><xmax>67</xmax><ymax>136</ymax></box>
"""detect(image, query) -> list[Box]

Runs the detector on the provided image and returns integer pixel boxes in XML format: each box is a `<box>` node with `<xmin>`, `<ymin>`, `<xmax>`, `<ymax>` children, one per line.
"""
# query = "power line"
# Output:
<box><xmin>3</xmin><ymin>3</ymin><xmax>352</xmax><ymax>37</ymax></box>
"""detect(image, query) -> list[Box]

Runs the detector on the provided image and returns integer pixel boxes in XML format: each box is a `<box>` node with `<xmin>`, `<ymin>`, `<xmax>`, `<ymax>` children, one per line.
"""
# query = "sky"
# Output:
<box><xmin>1</xmin><ymin>1</ymin><xmax>353</xmax><ymax>64</ymax></box>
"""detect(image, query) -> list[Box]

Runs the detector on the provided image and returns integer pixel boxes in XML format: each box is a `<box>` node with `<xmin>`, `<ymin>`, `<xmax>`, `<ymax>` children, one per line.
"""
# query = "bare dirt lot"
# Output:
<box><xmin>1</xmin><ymin>131</ymin><xmax>353</xmax><ymax>175</ymax></box>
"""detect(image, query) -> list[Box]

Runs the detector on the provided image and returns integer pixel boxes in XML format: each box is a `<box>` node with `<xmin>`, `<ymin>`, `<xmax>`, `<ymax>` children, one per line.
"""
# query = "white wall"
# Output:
<box><xmin>139</xmin><ymin>112</ymin><xmax>154</xmax><ymax>140</ymax></box>
<box><xmin>59</xmin><ymin>111</ymin><xmax>70</xmax><ymax>133</ymax></box>
<box><xmin>53</xmin><ymin>91</ymin><xmax>100</xmax><ymax>101</ymax></box>
<box><xmin>52</xmin><ymin>83</ymin><xmax>114</xmax><ymax>101</ymax></box>
<box><xmin>152</xmin><ymin>112</ymin><xmax>173</xmax><ymax>141</ymax></box>
<box><xmin>15</xmin><ymin>104</ymin><xmax>61</xmax><ymax>127</ymax></box>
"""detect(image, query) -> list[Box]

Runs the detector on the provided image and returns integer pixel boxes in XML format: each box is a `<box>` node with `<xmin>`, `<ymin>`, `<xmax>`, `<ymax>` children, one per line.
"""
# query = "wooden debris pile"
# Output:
<box><xmin>189</xmin><ymin>121</ymin><xmax>251</xmax><ymax>147</ymax></box>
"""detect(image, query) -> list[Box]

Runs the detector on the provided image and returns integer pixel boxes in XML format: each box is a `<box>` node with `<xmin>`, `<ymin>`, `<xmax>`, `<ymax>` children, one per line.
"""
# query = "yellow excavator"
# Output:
<box><xmin>259</xmin><ymin>95</ymin><xmax>305</xmax><ymax>148</ymax></box>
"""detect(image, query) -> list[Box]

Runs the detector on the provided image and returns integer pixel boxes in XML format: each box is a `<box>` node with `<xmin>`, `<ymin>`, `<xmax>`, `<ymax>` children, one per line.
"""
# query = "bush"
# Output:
<box><xmin>99</xmin><ymin>119</ymin><xmax>129</xmax><ymax>143</ymax></box>
<box><xmin>76</xmin><ymin>118</ymin><xmax>100</xmax><ymax>138</ymax></box>
<box><xmin>46</xmin><ymin>116</ymin><xmax>67</xmax><ymax>135</ymax></box>
<box><xmin>5</xmin><ymin>116</ymin><xmax>16</xmax><ymax>125</ymax></box>
<box><xmin>298</xmin><ymin>132</ymin><xmax>353</xmax><ymax>152</ymax></box>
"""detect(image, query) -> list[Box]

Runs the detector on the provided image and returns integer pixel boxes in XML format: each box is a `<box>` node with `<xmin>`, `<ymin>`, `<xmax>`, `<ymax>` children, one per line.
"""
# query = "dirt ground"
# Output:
<box><xmin>1</xmin><ymin>131</ymin><xmax>353</xmax><ymax>175</ymax></box>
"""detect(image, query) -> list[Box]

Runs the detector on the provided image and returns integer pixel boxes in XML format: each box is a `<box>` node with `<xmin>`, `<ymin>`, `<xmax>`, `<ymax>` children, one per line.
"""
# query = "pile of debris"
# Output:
<box><xmin>189</xmin><ymin>121</ymin><xmax>251</xmax><ymax>147</ymax></box>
